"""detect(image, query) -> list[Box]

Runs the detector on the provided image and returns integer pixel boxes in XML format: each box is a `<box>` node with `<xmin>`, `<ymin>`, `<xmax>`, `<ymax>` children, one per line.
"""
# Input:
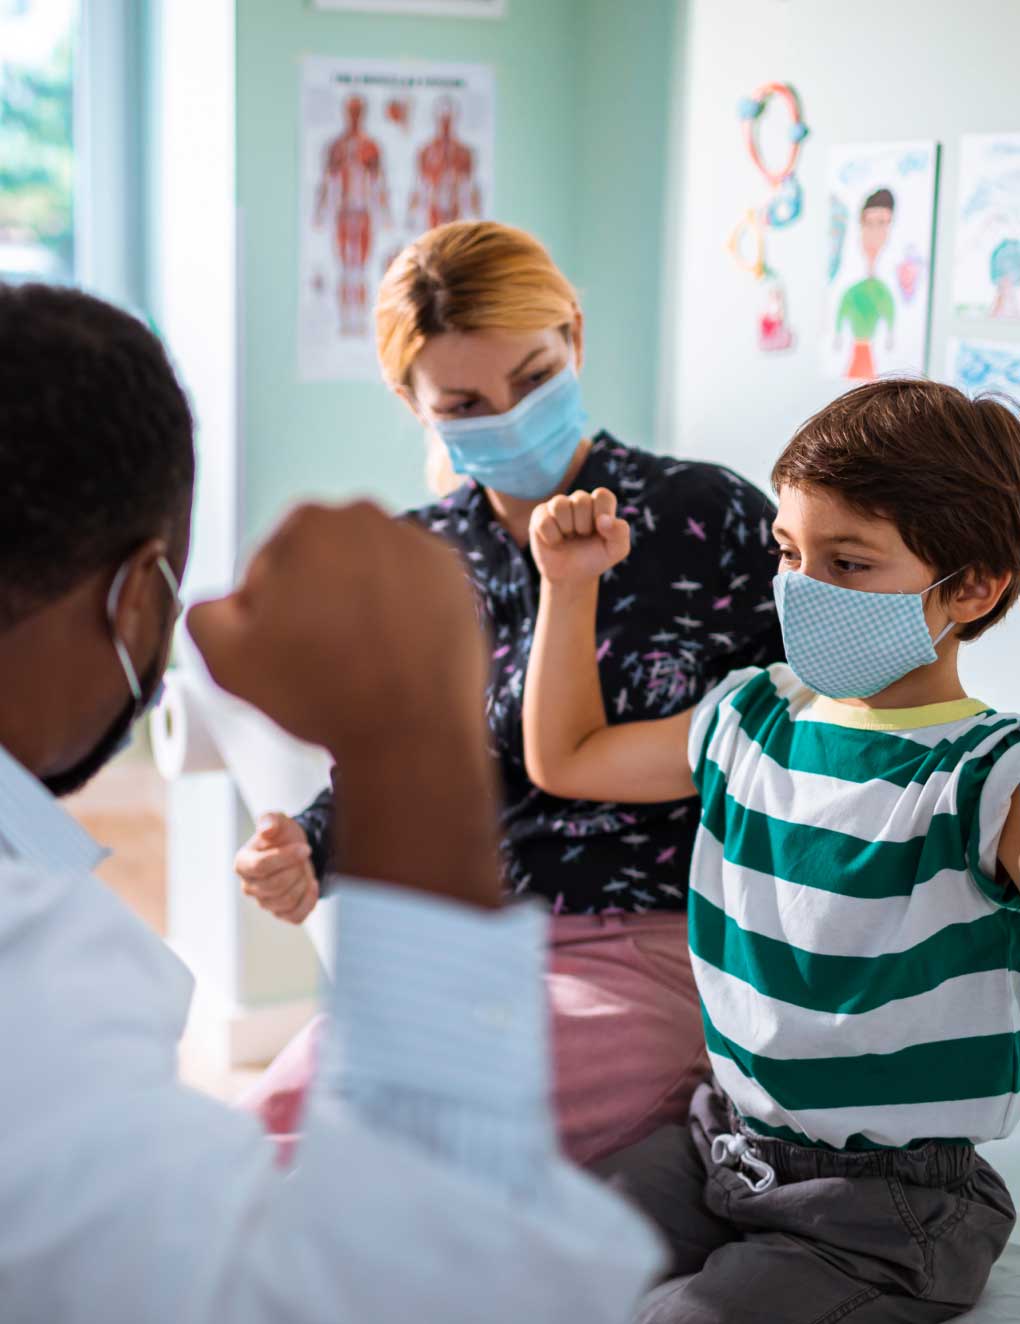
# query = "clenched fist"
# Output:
<box><xmin>529</xmin><ymin>488</ymin><xmax>631</xmax><ymax>585</ymax></box>
<box><xmin>187</xmin><ymin>502</ymin><xmax>486</xmax><ymax>754</ymax></box>
<box><xmin>187</xmin><ymin>502</ymin><xmax>501</xmax><ymax>909</ymax></box>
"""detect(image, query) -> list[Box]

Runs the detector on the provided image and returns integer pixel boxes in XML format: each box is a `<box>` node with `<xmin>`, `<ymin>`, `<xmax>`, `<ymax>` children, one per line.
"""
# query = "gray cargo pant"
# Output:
<box><xmin>593</xmin><ymin>1080</ymin><xmax>1016</xmax><ymax>1323</ymax></box>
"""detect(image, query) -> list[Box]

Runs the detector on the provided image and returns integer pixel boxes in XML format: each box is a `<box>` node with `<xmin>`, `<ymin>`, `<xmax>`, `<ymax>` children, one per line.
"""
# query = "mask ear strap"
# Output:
<box><xmin>106</xmin><ymin>562</ymin><xmax>143</xmax><ymax>706</ymax></box>
<box><xmin>156</xmin><ymin>555</ymin><xmax>184</xmax><ymax>620</ymax></box>
<box><xmin>924</xmin><ymin>567</ymin><xmax>965</xmax><ymax>595</ymax></box>
<box><xmin>926</xmin><ymin>568</ymin><xmax>967</xmax><ymax>651</ymax></box>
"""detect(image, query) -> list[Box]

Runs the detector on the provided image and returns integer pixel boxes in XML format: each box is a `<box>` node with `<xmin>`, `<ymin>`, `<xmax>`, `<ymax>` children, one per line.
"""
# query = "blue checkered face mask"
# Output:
<box><xmin>432</xmin><ymin>365</ymin><xmax>588</xmax><ymax>500</ymax></box>
<box><xmin>773</xmin><ymin>570</ymin><xmax>959</xmax><ymax>699</ymax></box>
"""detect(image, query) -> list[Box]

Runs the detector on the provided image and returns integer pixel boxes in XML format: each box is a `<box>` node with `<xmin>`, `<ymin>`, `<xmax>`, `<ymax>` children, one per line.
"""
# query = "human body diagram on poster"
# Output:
<box><xmin>727</xmin><ymin>81</ymin><xmax>809</xmax><ymax>354</ymax></box>
<box><xmin>313</xmin><ymin>94</ymin><xmax>392</xmax><ymax>339</ymax></box>
<box><xmin>300</xmin><ymin>58</ymin><xmax>494</xmax><ymax>381</ymax></box>
<box><xmin>407</xmin><ymin>95</ymin><xmax>483</xmax><ymax>233</ymax></box>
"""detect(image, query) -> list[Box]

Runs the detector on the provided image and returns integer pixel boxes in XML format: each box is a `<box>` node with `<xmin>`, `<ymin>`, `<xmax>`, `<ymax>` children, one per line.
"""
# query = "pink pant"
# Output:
<box><xmin>239</xmin><ymin>911</ymin><xmax>707</xmax><ymax>1167</ymax></box>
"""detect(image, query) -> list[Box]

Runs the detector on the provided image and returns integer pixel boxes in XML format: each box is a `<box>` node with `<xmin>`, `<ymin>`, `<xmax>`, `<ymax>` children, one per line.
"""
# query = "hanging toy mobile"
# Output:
<box><xmin>727</xmin><ymin>82</ymin><xmax>809</xmax><ymax>353</ymax></box>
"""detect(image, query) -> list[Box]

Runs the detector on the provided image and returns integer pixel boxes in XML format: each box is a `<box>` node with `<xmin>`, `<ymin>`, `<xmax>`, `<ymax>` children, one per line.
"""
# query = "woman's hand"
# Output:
<box><xmin>529</xmin><ymin>488</ymin><xmax>631</xmax><ymax>585</ymax></box>
<box><xmin>235</xmin><ymin>812</ymin><xmax>319</xmax><ymax>925</ymax></box>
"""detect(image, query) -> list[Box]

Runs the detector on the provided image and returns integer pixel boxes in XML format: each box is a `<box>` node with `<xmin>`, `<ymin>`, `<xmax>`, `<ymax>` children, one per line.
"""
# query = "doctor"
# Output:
<box><xmin>0</xmin><ymin>282</ymin><xmax>660</xmax><ymax>1322</ymax></box>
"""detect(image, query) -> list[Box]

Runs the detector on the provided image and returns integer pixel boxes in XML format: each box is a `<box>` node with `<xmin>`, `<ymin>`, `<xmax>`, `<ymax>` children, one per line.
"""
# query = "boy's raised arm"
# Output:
<box><xmin>523</xmin><ymin>489</ymin><xmax>695</xmax><ymax>805</ymax></box>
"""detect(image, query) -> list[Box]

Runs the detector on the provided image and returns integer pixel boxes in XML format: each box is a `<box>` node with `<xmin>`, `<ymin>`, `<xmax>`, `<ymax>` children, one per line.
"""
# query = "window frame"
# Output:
<box><xmin>74</xmin><ymin>0</ymin><xmax>144</xmax><ymax>308</ymax></box>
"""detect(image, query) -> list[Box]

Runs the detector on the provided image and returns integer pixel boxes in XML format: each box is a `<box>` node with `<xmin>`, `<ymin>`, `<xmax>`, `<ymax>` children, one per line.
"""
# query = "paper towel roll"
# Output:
<box><xmin>155</xmin><ymin>658</ymin><xmax>335</xmax><ymax>970</ymax></box>
<box><xmin>151</xmin><ymin>671</ymin><xmax>226</xmax><ymax>778</ymax></box>
<box><xmin>206</xmin><ymin>694</ymin><xmax>333</xmax><ymax>823</ymax></box>
<box><xmin>153</xmin><ymin>665</ymin><xmax>333</xmax><ymax>822</ymax></box>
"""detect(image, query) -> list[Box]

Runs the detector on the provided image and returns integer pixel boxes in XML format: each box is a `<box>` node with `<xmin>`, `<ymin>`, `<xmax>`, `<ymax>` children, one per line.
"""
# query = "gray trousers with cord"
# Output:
<box><xmin>593</xmin><ymin>1080</ymin><xmax>1016</xmax><ymax>1324</ymax></box>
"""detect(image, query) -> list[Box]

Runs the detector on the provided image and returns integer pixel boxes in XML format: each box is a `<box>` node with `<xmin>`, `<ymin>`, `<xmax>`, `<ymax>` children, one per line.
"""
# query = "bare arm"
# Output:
<box><xmin>523</xmin><ymin>489</ymin><xmax>695</xmax><ymax>805</ymax></box>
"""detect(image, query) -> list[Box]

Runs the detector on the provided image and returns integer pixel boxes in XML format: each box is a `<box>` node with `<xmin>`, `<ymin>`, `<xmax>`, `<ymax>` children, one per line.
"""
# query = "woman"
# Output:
<box><xmin>237</xmin><ymin>220</ymin><xmax>782</xmax><ymax>1165</ymax></box>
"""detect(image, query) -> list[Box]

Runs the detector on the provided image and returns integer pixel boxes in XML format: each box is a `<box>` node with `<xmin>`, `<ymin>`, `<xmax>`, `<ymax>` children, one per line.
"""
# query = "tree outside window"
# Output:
<box><xmin>0</xmin><ymin>0</ymin><xmax>76</xmax><ymax>281</ymax></box>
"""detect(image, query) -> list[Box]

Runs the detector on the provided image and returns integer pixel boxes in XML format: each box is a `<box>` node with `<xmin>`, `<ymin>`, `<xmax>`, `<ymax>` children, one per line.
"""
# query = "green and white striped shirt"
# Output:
<box><xmin>688</xmin><ymin>663</ymin><xmax>1020</xmax><ymax>1151</ymax></box>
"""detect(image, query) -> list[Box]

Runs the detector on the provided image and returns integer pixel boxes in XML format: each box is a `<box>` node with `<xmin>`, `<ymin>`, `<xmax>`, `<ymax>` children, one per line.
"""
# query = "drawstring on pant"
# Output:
<box><xmin>711</xmin><ymin>1131</ymin><xmax>777</xmax><ymax>1193</ymax></box>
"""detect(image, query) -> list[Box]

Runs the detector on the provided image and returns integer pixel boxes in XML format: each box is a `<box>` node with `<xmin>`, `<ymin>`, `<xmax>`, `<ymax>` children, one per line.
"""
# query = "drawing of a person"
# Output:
<box><xmin>990</xmin><ymin>238</ymin><xmax>1020</xmax><ymax>319</ymax></box>
<box><xmin>835</xmin><ymin>187</ymin><xmax>896</xmax><ymax>380</ymax></box>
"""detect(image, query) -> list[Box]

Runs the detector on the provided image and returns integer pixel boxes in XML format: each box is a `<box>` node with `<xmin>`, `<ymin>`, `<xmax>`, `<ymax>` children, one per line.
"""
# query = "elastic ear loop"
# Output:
<box><xmin>156</xmin><ymin>554</ymin><xmax>184</xmax><ymax>621</ymax></box>
<box><xmin>106</xmin><ymin>555</ymin><xmax>183</xmax><ymax>706</ymax></box>
<box><xmin>922</xmin><ymin>568</ymin><xmax>965</xmax><ymax>651</ymax></box>
<box><xmin>106</xmin><ymin>562</ymin><xmax>143</xmax><ymax>706</ymax></box>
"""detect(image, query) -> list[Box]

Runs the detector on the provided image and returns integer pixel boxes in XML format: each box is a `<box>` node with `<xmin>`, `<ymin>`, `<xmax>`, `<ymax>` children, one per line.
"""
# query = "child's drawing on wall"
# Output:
<box><xmin>947</xmin><ymin>337</ymin><xmax>1020</xmax><ymax>415</ymax></box>
<box><xmin>954</xmin><ymin>133</ymin><xmax>1020</xmax><ymax>322</ymax></box>
<box><xmin>824</xmin><ymin>141</ymin><xmax>938</xmax><ymax>381</ymax></box>
<box><xmin>990</xmin><ymin>238</ymin><xmax>1020</xmax><ymax>320</ymax></box>
<box><xmin>834</xmin><ymin>189</ymin><xmax>896</xmax><ymax>380</ymax></box>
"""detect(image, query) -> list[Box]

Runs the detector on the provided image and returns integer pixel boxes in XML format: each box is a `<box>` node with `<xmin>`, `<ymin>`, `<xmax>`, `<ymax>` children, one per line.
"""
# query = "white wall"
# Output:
<box><xmin>149</xmin><ymin>0</ymin><xmax>320</xmax><ymax>1066</ymax></box>
<box><xmin>148</xmin><ymin>0</ymin><xmax>239</xmax><ymax>601</ymax></box>
<box><xmin>663</xmin><ymin>0</ymin><xmax>1020</xmax><ymax>709</ymax></box>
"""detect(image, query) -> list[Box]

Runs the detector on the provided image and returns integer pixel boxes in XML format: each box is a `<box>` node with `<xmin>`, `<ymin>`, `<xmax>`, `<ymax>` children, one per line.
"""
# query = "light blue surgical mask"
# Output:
<box><xmin>432</xmin><ymin>364</ymin><xmax>588</xmax><ymax>500</ymax></box>
<box><xmin>773</xmin><ymin>569</ymin><xmax>959</xmax><ymax>699</ymax></box>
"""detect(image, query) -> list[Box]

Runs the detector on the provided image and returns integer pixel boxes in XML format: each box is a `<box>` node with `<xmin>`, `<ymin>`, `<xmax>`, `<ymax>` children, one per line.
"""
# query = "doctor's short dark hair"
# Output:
<box><xmin>772</xmin><ymin>378</ymin><xmax>1020</xmax><ymax>642</ymax></box>
<box><xmin>0</xmin><ymin>283</ymin><xmax>194</xmax><ymax>632</ymax></box>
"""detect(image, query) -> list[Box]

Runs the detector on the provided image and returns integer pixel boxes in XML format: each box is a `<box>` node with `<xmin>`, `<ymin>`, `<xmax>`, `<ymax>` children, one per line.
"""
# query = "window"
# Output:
<box><xmin>1</xmin><ymin>0</ymin><xmax>162</xmax><ymax>934</ymax></box>
<box><xmin>0</xmin><ymin>0</ymin><xmax>77</xmax><ymax>281</ymax></box>
<box><xmin>0</xmin><ymin>0</ymin><xmax>142</xmax><ymax>308</ymax></box>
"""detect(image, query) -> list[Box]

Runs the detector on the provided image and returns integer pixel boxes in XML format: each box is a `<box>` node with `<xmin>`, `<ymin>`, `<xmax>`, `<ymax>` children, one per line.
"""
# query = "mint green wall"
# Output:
<box><xmin>575</xmin><ymin>0</ymin><xmax>676</xmax><ymax>450</ymax></box>
<box><xmin>236</xmin><ymin>0</ymin><xmax>676</xmax><ymax>543</ymax></box>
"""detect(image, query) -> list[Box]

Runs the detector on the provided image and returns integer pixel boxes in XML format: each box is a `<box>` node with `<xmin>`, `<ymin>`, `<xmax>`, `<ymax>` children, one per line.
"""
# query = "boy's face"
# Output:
<box><xmin>860</xmin><ymin>205</ymin><xmax>893</xmax><ymax>262</ymax></box>
<box><xmin>773</xmin><ymin>483</ymin><xmax>939</xmax><ymax>602</ymax></box>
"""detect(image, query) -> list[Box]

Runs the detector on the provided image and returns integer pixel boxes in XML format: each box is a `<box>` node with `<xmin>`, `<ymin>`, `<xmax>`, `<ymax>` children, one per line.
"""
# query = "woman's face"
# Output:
<box><xmin>406</xmin><ymin>317</ymin><xmax>583</xmax><ymax>426</ymax></box>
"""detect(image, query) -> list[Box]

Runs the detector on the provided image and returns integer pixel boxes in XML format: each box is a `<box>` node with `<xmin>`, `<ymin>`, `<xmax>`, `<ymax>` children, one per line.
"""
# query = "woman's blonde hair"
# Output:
<box><xmin>375</xmin><ymin>220</ymin><xmax>580</xmax><ymax>389</ymax></box>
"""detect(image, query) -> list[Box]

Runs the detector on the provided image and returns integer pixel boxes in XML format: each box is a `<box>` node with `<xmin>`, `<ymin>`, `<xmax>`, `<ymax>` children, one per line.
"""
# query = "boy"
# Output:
<box><xmin>522</xmin><ymin>379</ymin><xmax>1020</xmax><ymax>1322</ymax></box>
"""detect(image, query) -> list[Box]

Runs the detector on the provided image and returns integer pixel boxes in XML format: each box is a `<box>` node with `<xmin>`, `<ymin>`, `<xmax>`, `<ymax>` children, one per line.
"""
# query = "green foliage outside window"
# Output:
<box><xmin>0</xmin><ymin>1</ymin><xmax>76</xmax><ymax>279</ymax></box>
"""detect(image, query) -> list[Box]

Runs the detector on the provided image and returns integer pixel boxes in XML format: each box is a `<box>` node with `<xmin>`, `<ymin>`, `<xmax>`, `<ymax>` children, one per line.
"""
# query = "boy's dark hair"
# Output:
<box><xmin>862</xmin><ymin>188</ymin><xmax>894</xmax><ymax>215</ymax></box>
<box><xmin>772</xmin><ymin>378</ymin><xmax>1020</xmax><ymax>642</ymax></box>
<box><xmin>0</xmin><ymin>283</ymin><xmax>194</xmax><ymax>631</ymax></box>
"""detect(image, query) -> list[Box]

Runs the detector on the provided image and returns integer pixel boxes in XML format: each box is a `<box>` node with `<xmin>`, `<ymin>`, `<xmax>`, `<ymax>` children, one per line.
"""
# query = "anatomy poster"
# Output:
<box><xmin>823</xmin><ymin>141</ymin><xmax>938</xmax><ymax>381</ymax></box>
<box><xmin>953</xmin><ymin>133</ymin><xmax>1020</xmax><ymax>322</ymax></box>
<box><xmin>299</xmin><ymin>57</ymin><xmax>494</xmax><ymax>382</ymax></box>
<box><xmin>946</xmin><ymin>337</ymin><xmax>1020</xmax><ymax>415</ymax></box>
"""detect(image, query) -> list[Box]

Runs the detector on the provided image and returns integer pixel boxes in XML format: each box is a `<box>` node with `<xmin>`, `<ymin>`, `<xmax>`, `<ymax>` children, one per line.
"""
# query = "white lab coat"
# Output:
<box><xmin>0</xmin><ymin>746</ymin><xmax>662</xmax><ymax>1322</ymax></box>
